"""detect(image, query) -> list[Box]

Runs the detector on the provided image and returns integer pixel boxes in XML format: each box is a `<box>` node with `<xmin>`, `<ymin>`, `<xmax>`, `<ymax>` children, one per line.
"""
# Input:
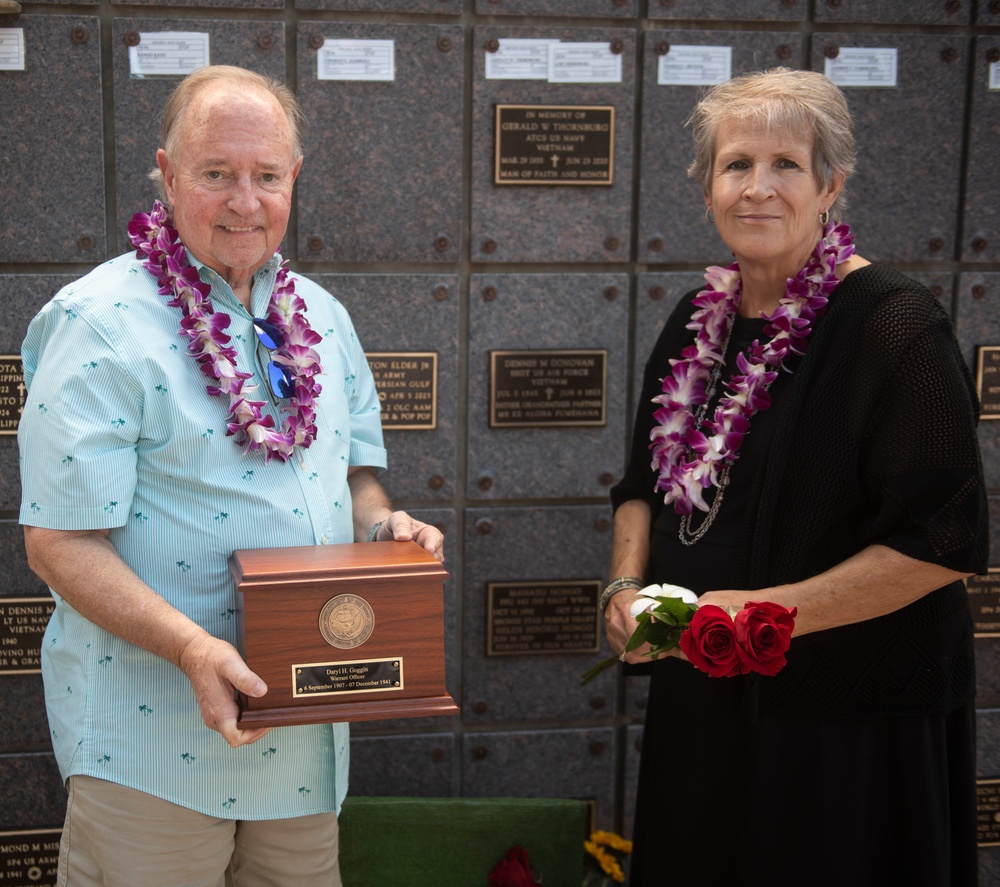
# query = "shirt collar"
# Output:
<box><xmin>182</xmin><ymin>248</ymin><xmax>284</xmax><ymax>316</ymax></box>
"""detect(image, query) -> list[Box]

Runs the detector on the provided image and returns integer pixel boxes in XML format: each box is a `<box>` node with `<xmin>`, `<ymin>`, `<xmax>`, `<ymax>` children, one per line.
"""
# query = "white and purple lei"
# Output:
<box><xmin>650</xmin><ymin>222</ymin><xmax>855</xmax><ymax>515</ymax></box>
<box><xmin>127</xmin><ymin>200</ymin><xmax>323</xmax><ymax>463</ymax></box>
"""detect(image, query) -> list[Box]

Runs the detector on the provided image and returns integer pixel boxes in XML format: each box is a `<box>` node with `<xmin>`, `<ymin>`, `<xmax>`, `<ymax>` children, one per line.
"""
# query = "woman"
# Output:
<box><xmin>605</xmin><ymin>68</ymin><xmax>988</xmax><ymax>886</ymax></box>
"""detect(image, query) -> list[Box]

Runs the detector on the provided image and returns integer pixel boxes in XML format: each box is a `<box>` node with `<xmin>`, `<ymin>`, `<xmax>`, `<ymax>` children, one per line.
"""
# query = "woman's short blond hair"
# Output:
<box><xmin>149</xmin><ymin>65</ymin><xmax>304</xmax><ymax>199</ymax></box>
<box><xmin>686</xmin><ymin>67</ymin><xmax>856</xmax><ymax>219</ymax></box>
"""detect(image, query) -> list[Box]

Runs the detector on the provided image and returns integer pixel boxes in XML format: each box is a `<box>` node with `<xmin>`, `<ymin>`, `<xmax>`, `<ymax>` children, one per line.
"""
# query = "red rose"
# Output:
<box><xmin>679</xmin><ymin>605</ymin><xmax>742</xmax><ymax>678</ymax></box>
<box><xmin>489</xmin><ymin>845</ymin><xmax>540</xmax><ymax>887</ymax></box>
<box><xmin>734</xmin><ymin>601</ymin><xmax>797</xmax><ymax>676</ymax></box>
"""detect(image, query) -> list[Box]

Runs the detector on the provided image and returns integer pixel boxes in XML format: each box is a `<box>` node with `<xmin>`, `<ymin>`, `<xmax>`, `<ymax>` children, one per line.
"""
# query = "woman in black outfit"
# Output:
<box><xmin>604</xmin><ymin>68</ymin><xmax>988</xmax><ymax>887</ymax></box>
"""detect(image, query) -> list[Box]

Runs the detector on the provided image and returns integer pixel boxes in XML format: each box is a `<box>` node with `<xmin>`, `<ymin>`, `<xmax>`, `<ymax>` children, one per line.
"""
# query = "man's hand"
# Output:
<box><xmin>375</xmin><ymin>511</ymin><xmax>445</xmax><ymax>562</ymax></box>
<box><xmin>178</xmin><ymin>633</ymin><xmax>270</xmax><ymax>748</ymax></box>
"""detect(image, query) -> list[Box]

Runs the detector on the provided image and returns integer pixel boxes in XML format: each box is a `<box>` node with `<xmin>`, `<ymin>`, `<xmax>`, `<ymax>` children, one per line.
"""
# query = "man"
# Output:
<box><xmin>18</xmin><ymin>65</ymin><xmax>442</xmax><ymax>886</ymax></box>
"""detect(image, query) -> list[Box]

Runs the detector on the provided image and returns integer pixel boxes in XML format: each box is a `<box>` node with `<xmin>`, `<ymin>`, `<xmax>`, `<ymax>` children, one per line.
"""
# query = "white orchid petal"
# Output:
<box><xmin>658</xmin><ymin>584</ymin><xmax>698</xmax><ymax>604</ymax></box>
<box><xmin>629</xmin><ymin>596</ymin><xmax>656</xmax><ymax>618</ymax></box>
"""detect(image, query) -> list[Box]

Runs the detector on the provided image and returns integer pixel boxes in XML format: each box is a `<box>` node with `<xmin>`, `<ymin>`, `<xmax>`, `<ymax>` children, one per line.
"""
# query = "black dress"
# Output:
<box><xmin>618</xmin><ymin>286</ymin><xmax>984</xmax><ymax>886</ymax></box>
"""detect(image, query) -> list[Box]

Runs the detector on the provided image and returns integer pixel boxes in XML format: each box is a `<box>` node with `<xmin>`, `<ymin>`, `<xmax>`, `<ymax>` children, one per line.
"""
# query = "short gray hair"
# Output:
<box><xmin>149</xmin><ymin>65</ymin><xmax>304</xmax><ymax>200</ymax></box>
<box><xmin>686</xmin><ymin>67</ymin><xmax>856</xmax><ymax>219</ymax></box>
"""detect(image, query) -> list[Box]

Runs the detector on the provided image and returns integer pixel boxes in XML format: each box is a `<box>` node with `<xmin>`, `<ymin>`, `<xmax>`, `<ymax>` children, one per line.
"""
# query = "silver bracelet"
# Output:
<box><xmin>599</xmin><ymin>576</ymin><xmax>644</xmax><ymax>614</ymax></box>
<box><xmin>367</xmin><ymin>520</ymin><xmax>385</xmax><ymax>543</ymax></box>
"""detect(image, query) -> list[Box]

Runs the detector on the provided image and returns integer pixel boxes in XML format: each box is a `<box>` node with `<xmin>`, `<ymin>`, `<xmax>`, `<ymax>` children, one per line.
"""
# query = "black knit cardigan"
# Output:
<box><xmin>612</xmin><ymin>263</ymin><xmax>989</xmax><ymax>717</ymax></box>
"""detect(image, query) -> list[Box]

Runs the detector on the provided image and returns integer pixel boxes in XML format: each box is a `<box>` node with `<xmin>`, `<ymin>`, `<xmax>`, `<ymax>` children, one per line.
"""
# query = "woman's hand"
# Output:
<box><xmin>605</xmin><ymin>590</ymin><xmax>687</xmax><ymax>665</ymax></box>
<box><xmin>694</xmin><ymin>588</ymin><xmax>749</xmax><ymax>613</ymax></box>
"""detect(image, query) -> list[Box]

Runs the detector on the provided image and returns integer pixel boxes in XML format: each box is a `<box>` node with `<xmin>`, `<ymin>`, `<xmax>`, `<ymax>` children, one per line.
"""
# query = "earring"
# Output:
<box><xmin>819</xmin><ymin>209</ymin><xmax>830</xmax><ymax>226</ymax></box>
<box><xmin>706</xmin><ymin>207</ymin><xmax>715</xmax><ymax>223</ymax></box>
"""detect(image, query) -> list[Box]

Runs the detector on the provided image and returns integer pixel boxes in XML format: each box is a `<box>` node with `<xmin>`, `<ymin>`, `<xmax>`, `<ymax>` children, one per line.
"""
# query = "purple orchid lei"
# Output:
<box><xmin>650</xmin><ymin>221</ymin><xmax>855</xmax><ymax>516</ymax></box>
<box><xmin>127</xmin><ymin>200</ymin><xmax>323</xmax><ymax>463</ymax></box>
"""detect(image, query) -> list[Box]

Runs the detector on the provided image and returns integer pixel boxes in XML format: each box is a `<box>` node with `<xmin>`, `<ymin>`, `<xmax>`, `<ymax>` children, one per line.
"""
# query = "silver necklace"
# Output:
<box><xmin>677</xmin><ymin>315</ymin><xmax>735</xmax><ymax>546</ymax></box>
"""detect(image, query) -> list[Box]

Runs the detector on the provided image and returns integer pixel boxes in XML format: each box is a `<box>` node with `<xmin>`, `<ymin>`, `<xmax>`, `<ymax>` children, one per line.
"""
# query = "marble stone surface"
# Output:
<box><xmin>961</xmin><ymin>38</ymin><xmax>1000</xmax><ymax>263</ymax></box>
<box><xmin>638</xmin><ymin>30</ymin><xmax>805</xmax><ymax>265</ymax></box>
<box><xmin>467</xmin><ymin>273</ymin><xmax>628</xmax><ymax>500</ymax></box>
<box><xmin>474</xmin><ymin>0</ymin><xmax>637</xmax><ymax>16</ymax></box>
<box><xmin>982</xmin><ymin>850</ymin><xmax>1000</xmax><ymax>886</ymax></box>
<box><xmin>979</xmin><ymin>709</ymin><xmax>1000</xmax><ymax>877</ymax></box>
<box><xmin>0</xmin><ymin>521</ymin><xmax>46</xmax><ymax>597</ymax></box>
<box><xmin>297</xmin><ymin>0</ymin><xmax>460</xmax><ymax>10</ymax></box>
<box><xmin>980</xmin><ymin>709</ymin><xmax>1000</xmax><ymax>775</ymax></box>
<box><xmin>815</xmin><ymin>0</ymin><xmax>972</xmax><ymax>24</ymax></box>
<box><xmin>112</xmin><ymin>18</ymin><xmax>287</xmax><ymax>254</ymax></box>
<box><xmin>460</xmin><ymin>727</ymin><xmax>615</xmax><ymax>828</ymax></box>
<box><xmin>980</xmin><ymin>0</ymin><xmax>1000</xmax><ymax>25</ymax></box>
<box><xmin>0</xmin><ymin>275</ymin><xmax>81</xmax><ymax>356</ymax></box>
<box><xmin>296</xmin><ymin>22</ymin><xmax>464</xmax><ymax>264</ymax></box>
<box><xmin>0</xmin><ymin>752</ymin><xmax>65</xmax><ymax>830</ymax></box>
<box><xmin>349</xmin><ymin>732</ymin><xmax>455</xmax><ymax>797</ymax></box>
<box><xmin>810</xmin><ymin>33</ymin><xmax>966</xmax><ymax>264</ymax></box>
<box><xmin>461</xmin><ymin>505</ymin><xmax>615</xmax><ymax>725</ymax></box>
<box><xmin>0</xmin><ymin>16</ymin><xmax>105</xmax><ymax>264</ymax></box>
<box><xmin>0</xmin><ymin>444</ymin><xmax>20</xmax><ymax>513</ymax></box>
<box><xmin>315</xmin><ymin>275</ymin><xmax>458</xmax><ymax>504</ymax></box>
<box><xmin>906</xmin><ymin>271</ymin><xmax>956</xmax><ymax>316</ymax></box>
<box><xmin>977</xmin><ymin>637</ymin><xmax>1000</xmax><ymax>709</ymax></box>
<box><xmin>623</xmin><ymin>723</ymin><xmax>643</xmax><ymax>844</ymax></box>
<box><xmin>471</xmin><ymin>26</ymin><xmax>635</xmax><ymax>264</ymax></box>
<box><xmin>115</xmin><ymin>0</ymin><xmax>280</xmax><ymax>7</ymax></box>
<box><xmin>648</xmin><ymin>0</ymin><xmax>806</xmax><ymax>21</ymax></box>
<box><xmin>991</xmin><ymin>497</ymin><xmax>1000</xmax><ymax>570</ymax></box>
<box><xmin>631</xmin><ymin>271</ymin><xmax>701</xmax><ymax>419</ymax></box>
<box><xmin>623</xmin><ymin>672</ymin><xmax>650</xmax><ymax>723</ymax></box>
<box><xmin>0</xmin><ymin>675</ymin><xmax>49</xmax><ymax>747</ymax></box>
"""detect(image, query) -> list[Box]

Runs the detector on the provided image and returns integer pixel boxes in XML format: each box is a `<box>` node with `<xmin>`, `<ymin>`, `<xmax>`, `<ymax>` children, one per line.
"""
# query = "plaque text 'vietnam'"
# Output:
<box><xmin>0</xmin><ymin>598</ymin><xmax>55</xmax><ymax>674</ymax></box>
<box><xmin>495</xmin><ymin>105</ymin><xmax>614</xmax><ymax>186</ymax></box>
<box><xmin>490</xmin><ymin>349</ymin><xmax>606</xmax><ymax>428</ymax></box>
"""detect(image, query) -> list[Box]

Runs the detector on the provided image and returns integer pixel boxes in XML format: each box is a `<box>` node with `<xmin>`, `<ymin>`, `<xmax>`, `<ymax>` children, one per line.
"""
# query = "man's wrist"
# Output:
<box><xmin>366</xmin><ymin>520</ymin><xmax>385</xmax><ymax>542</ymax></box>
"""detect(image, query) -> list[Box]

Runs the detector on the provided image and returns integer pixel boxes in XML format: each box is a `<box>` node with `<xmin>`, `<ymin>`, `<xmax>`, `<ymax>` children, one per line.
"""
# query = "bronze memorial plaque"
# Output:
<box><xmin>0</xmin><ymin>597</ymin><xmax>55</xmax><ymax>675</ymax></box>
<box><xmin>978</xmin><ymin>779</ymin><xmax>1000</xmax><ymax>847</ymax></box>
<box><xmin>0</xmin><ymin>829</ymin><xmax>61</xmax><ymax>887</ymax></box>
<box><xmin>490</xmin><ymin>349</ymin><xmax>607</xmax><ymax>429</ymax></box>
<box><xmin>976</xmin><ymin>345</ymin><xmax>1000</xmax><ymax>420</ymax></box>
<box><xmin>367</xmin><ymin>352</ymin><xmax>438</xmax><ymax>430</ymax></box>
<box><xmin>966</xmin><ymin>570</ymin><xmax>1000</xmax><ymax>637</ymax></box>
<box><xmin>494</xmin><ymin>105</ymin><xmax>614</xmax><ymax>186</ymax></box>
<box><xmin>486</xmin><ymin>580</ymin><xmax>601</xmax><ymax>656</ymax></box>
<box><xmin>0</xmin><ymin>355</ymin><xmax>26</xmax><ymax>436</ymax></box>
<box><xmin>230</xmin><ymin>541</ymin><xmax>457</xmax><ymax>728</ymax></box>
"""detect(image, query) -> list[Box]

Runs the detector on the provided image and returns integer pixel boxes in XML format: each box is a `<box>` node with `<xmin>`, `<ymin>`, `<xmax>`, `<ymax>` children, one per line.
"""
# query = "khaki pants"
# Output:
<box><xmin>57</xmin><ymin>776</ymin><xmax>342</xmax><ymax>887</ymax></box>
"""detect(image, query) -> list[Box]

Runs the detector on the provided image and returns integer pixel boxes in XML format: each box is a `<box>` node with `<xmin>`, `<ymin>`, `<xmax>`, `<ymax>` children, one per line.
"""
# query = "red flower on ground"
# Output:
<box><xmin>489</xmin><ymin>845</ymin><xmax>540</xmax><ymax>887</ymax></box>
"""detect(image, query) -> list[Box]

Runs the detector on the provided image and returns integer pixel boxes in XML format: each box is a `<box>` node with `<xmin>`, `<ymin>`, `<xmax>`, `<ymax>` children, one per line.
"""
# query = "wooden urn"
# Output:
<box><xmin>230</xmin><ymin>541</ymin><xmax>458</xmax><ymax>728</ymax></box>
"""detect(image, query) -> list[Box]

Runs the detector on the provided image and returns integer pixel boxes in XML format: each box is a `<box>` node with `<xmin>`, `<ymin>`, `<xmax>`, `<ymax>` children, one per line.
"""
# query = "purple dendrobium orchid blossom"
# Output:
<box><xmin>650</xmin><ymin>222</ymin><xmax>854</xmax><ymax>514</ymax></box>
<box><xmin>129</xmin><ymin>201</ymin><xmax>325</xmax><ymax>461</ymax></box>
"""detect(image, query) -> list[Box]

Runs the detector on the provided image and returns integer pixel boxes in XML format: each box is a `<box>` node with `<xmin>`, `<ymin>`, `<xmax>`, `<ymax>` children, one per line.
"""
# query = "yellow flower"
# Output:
<box><xmin>588</xmin><ymin>831</ymin><xmax>633</xmax><ymax>853</ymax></box>
<box><xmin>584</xmin><ymin>840</ymin><xmax>626</xmax><ymax>884</ymax></box>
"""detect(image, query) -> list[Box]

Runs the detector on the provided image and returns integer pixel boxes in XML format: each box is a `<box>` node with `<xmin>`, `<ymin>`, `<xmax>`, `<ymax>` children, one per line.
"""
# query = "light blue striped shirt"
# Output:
<box><xmin>18</xmin><ymin>250</ymin><xmax>386</xmax><ymax>819</ymax></box>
